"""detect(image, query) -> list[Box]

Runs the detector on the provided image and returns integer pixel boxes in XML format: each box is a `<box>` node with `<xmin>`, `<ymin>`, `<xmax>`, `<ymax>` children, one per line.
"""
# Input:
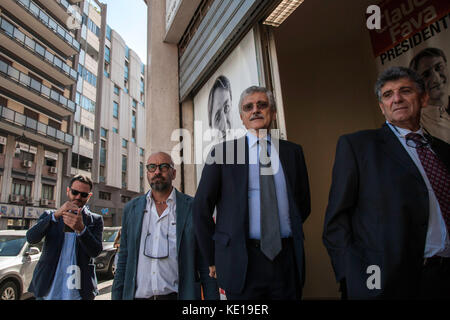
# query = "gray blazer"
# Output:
<box><xmin>111</xmin><ymin>189</ymin><xmax>218</xmax><ymax>300</ymax></box>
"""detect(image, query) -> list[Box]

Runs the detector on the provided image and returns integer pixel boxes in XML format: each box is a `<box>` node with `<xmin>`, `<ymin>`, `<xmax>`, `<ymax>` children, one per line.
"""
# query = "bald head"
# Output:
<box><xmin>146</xmin><ymin>152</ymin><xmax>176</xmax><ymax>192</ymax></box>
<box><xmin>147</xmin><ymin>152</ymin><xmax>174</xmax><ymax>166</ymax></box>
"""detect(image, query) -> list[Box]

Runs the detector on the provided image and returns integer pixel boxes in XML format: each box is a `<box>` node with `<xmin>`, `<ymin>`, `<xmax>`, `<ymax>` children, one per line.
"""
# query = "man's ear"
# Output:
<box><xmin>378</xmin><ymin>102</ymin><xmax>386</xmax><ymax>116</ymax></box>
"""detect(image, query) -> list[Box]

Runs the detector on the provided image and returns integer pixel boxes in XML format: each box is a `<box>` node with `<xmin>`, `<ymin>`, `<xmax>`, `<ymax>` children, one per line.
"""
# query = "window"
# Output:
<box><xmin>140</xmin><ymin>148</ymin><xmax>144</xmax><ymax>157</ymax></box>
<box><xmin>14</xmin><ymin>150</ymin><xmax>35</xmax><ymax>162</ymax></box>
<box><xmin>114</xmin><ymin>85</ymin><xmax>120</xmax><ymax>95</ymax></box>
<box><xmin>132</xmin><ymin>111</ymin><xmax>136</xmax><ymax>142</ymax></box>
<box><xmin>141</xmin><ymin>63</ymin><xmax>145</xmax><ymax>75</ymax></box>
<box><xmin>132</xmin><ymin>100</ymin><xmax>137</xmax><ymax>108</ymax></box>
<box><xmin>121</xmin><ymin>195</ymin><xmax>131</xmax><ymax>203</ymax></box>
<box><xmin>100</xmin><ymin>128</ymin><xmax>107</xmax><ymax>138</ymax></box>
<box><xmin>104</xmin><ymin>46</ymin><xmax>110</xmax><ymax>63</ymax></box>
<box><xmin>99</xmin><ymin>191</ymin><xmax>111</xmax><ymax>200</ymax></box>
<box><xmin>122</xmin><ymin>155</ymin><xmax>127</xmax><ymax>172</ymax></box>
<box><xmin>112</xmin><ymin>127</ymin><xmax>118</xmax><ymax>134</ymax></box>
<box><xmin>122</xmin><ymin>139</ymin><xmax>127</xmax><ymax>148</ymax></box>
<box><xmin>78</xmin><ymin>64</ymin><xmax>97</xmax><ymax>87</ymax></box>
<box><xmin>100</xmin><ymin>140</ymin><xmax>106</xmax><ymax>165</ymax></box>
<box><xmin>122</xmin><ymin>155</ymin><xmax>127</xmax><ymax>188</ymax></box>
<box><xmin>125</xmin><ymin>46</ymin><xmax>129</xmax><ymax>59</ymax></box>
<box><xmin>124</xmin><ymin>61</ymin><xmax>129</xmax><ymax>80</ymax></box>
<box><xmin>113</xmin><ymin>102</ymin><xmax>119</xmax><ymax>118</ymax></box>
<box><xmin>140</xmin><ymin>79</ymin><xmax>145</xmax><ymax>93</ymax></box>
<box><xmin>12</xmin><ymin>179</ymin><xmax>32</xmax><ymax>197</ymax></box>
<box><xmin>42</xmin><ymin>184</ymin><xmax>54</xmax><ymax>200</ymax></box>
<box><xmin>106</xmin><ymin>25</ymin><xmax>111</xmax><ymax>41</ymax></box>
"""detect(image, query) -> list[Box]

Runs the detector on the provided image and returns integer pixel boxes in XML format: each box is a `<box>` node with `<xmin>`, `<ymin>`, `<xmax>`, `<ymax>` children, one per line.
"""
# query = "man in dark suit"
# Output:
<box><xmin>194</xmin><ymin>86</ymin><xmax>311</xmax><ymax>299</ymax></box>
<box><xmin>112</xmin><ymin>152</ymin><xmax>218</xmax><ymax>300</ymax></box>
<box><xmin>323</xmin><ymin>66</ymin><xmax>450</xmax><ymax>299</ymax></box>
<box><xmin>27</xmin><ymin>175</ymin><xmax>103</xmax><ymax>300</ymax></box>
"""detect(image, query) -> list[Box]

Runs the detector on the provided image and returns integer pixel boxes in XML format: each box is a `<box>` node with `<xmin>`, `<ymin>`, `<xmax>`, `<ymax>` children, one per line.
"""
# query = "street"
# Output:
<box><xmin>95</xmin><ymin>274</ymin><xmax>113</xmax><ymax>300</ymax></box>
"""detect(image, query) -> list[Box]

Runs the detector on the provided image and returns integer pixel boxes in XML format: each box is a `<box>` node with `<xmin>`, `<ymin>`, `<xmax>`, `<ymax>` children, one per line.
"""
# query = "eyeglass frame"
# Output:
<box><xmin>143</xmin><ymin>212</ymin><xmax>170</xmax><ymax>259</ymax></box>
<box><xmin>390</xmin><ymin>124</ymin><xmax>433</xmax><ymax>149</ymax></box>
<box><xmin>241</xmin><ymin>101</ymin><xmax>270</xmax><ymax>113</ymax></box>
<box><xmin>69</xmin><ymin>188</ymin><xmax>91</xmax><ymax>198</ymax></box>
<box><xmin>146</xmin><ymin>163</ymin><xmax>173</xmax><ymax>173</ymax></box>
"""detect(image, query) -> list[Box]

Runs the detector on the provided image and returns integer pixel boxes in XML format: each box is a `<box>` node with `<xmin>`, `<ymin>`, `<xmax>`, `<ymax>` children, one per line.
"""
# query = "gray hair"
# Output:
<box><xmin>238</xmin><ymin>86</ymin><xmax>276</xmax><ymax>113</ymax></box>
<box><xmin>374</xmin><ymin>66</ymin><xmax>425</xmax><ymax>101</ymax></box>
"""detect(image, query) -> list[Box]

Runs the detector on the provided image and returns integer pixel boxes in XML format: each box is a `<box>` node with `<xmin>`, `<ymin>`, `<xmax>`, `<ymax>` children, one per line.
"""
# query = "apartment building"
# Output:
<box><xmin>71</xmin><ymin>1</ymin><xmax>146</xmax><ymax>227</ymax></box>
<box><xmin>0</xmin><ymin>0</ymin><xmax>146</xmax><ymax>229</ymax></box>
<box><xmin>0</xmin><ymin>0</ymin><xmax>80</xmax><ymax>229</ymax></box>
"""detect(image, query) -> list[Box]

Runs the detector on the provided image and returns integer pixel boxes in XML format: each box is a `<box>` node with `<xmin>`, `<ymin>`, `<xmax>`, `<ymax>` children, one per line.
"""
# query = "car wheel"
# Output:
<box><xmin>0</xmin><ymin>281</ymin><xmax>19</xmax><ymax>300</ymax></box>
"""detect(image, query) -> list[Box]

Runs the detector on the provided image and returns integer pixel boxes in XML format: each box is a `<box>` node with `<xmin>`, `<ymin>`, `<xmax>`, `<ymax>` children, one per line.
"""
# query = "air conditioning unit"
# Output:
<box><xmin>9</xmin><ymin>194</ymin><xmax>20</xmax><ymax>203</ymax></box>
<box><xmin>49</xmin><ymin>166</ymin><xmax>57</xmax><ymax>174</ymax></box>
<box><xmin>22</xmin><ymin>160</ymin><xmax>32</xmax><ymax>168</ymax></box>
<box><xmin>40</xmin><ymin>199</ymin><xmax>49</xmax><ymax>206</ymax></box>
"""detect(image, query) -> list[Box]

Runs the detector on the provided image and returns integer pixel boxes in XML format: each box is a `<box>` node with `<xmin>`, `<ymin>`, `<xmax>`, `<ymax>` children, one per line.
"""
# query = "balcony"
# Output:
<box><xmin>36</xmin><ymin>0</ymin><xmax>71</xmax><ymax>26</ymax></box>
<box><xmin>0</xmin><ymin>16</ymin><xmax>77</xmax><ymax>85</ymax></box>
<box><xmin>0</xmin><ymin>104</ymin><xmax>73</xmax><ymax>146</ymax></box>
<box><xmin>0</xmin><ymin>60</ymin><xmax>76</xmax><ymax>117</ymax></box>
<box><xmin>2</xmin><ymin>0</ymin><xmax>80</xmax><ymax>56</ymax></box>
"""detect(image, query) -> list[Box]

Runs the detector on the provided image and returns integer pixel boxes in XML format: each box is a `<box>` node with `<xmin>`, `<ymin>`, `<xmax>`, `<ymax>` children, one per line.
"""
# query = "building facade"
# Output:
<box><xmin>0</xmin><ymin>0</ymin><xmax>80</xmax><ymax>229</ymax></box>
<box><xmin>69</xmin><ymin>0</ymin><xmax>146</xmax><ymax>227</ymax></box>
<box><xmin>0</xmin><ymin>0</ymin><xmax>146</xmax><ymax>229</ymax></box>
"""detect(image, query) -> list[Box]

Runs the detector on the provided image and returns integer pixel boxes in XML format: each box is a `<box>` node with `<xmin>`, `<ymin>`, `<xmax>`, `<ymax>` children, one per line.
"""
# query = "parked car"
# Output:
<box><xmin>94</xmin><ymin>227</ymin><xmax>121</xmax><ymax>278</ymax></box>
<box><xmin>0</xmin><ymin>230</ymin><xmax>43</xmax><ymax>300</ymax></box>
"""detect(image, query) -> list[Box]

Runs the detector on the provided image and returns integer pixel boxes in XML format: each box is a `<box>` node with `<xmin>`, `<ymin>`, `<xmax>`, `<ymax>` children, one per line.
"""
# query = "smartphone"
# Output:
<box><xmin>63</xmin><ymin>209</ymin><xmax>77</xmax><ymax>233</ymax></box>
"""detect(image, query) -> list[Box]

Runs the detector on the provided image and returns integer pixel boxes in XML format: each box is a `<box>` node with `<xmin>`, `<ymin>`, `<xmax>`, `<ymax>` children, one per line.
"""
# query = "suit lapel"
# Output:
<box><xmin>175</xmin><ymin>189</ymin><xmax>188</xmax><ymax>256</ymax></box>
<box><xmin>132</xmin><ymin>196</ymin><xmax>147</xmax><ymax>255</ymax></box>
<box><xmin>380</xmin><ymin>124</ymin><xmax>425</xmax><ymax>185</ymax></box>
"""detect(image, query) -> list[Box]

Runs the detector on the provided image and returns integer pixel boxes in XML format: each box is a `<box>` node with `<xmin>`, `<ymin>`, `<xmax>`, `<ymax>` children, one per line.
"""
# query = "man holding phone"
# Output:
<box><xmin>27</xmin><ymin>175</ymin><xmax>103</xmax><ymax>300</ymax></box>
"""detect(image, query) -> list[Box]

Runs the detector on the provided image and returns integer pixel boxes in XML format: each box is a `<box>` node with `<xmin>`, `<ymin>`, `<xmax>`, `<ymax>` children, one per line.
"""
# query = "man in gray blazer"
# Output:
<box><xmin>112</xmin><ymin>152</ymin><xmax>218</xmax><ymax>300</ymax></box>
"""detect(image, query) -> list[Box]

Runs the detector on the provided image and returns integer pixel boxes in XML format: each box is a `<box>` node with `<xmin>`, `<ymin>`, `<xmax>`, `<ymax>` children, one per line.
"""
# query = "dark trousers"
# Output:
<box><xmin>419</xmin><ymin>257</ymin><xmax>450</xmax><ymax>299</ymax></box>
<box><xmin>226</xmin><ymin>238</ymin><xmax>301</xmax><ymax>300</ymax></box>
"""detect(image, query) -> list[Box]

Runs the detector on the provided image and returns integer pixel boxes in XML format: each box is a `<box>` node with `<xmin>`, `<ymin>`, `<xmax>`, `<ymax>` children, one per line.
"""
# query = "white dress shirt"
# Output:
<box><xmin>387</xmin><ymin>122</ymin><xmax>450</xmax><ymax>257</ymax></box>
<box><xmin>135</xmin><ymin>188</ymin><xmax>178</xmax><ymax>298</ymax></box>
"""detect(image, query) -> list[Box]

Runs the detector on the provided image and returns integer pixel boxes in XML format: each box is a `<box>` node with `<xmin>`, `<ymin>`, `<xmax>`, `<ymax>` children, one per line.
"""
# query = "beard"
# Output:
<box><xmin>150</xmin><ymin>176</ymin><xmax>171</xmax><ymax>192</ymax></box>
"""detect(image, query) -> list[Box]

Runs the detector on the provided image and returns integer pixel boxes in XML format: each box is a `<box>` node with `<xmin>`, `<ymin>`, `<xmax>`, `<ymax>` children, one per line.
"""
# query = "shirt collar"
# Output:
<box><xmin>246</xmin><ymin>131</ymin><xmax>271</xmax><ymax>148</ymax></box>
<box><xmin>386</xmin><ymin>121</ymin><xmax>424</xmax><ymax>138</ymax></box>
<box><xmin>146</xmin><ymin>187</ymin><xmax>176</xmax><ymax>205</ymax></box>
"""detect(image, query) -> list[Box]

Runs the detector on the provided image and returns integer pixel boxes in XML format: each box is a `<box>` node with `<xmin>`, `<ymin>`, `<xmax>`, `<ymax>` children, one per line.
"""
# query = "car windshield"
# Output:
<box><xmin>102</xmin><ymin>230</ymin><xmax>118</xmax><ymax>242</ymax></box>
<box><xmin>0</xmin><ymin>236</ymin><xmax>27</xmax><ymax>256</ymax></box>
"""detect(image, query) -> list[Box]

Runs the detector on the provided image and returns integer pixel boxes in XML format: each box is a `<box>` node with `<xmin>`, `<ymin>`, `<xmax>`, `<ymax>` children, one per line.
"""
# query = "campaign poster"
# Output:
<box><xmin>368</xmin><ymin>0</ymin><xmax>450</xmax><ymax>143</ymax></box>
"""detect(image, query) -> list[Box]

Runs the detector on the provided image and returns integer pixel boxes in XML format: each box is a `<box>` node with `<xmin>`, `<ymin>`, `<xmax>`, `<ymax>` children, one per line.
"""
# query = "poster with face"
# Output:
<box><xmin>193</xmin><ymin>28</ymin><xmax>260</xmax><ymax>183</ymax></box>
<box><xmin>368</xmin><ymin>0</ymin><xmax>450</xmax><ymax>143</ymax></box>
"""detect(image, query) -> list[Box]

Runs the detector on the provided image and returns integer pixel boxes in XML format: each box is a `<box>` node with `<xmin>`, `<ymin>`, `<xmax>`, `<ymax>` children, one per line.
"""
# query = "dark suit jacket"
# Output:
<box><xmin>193</xmin><ymin>136</ymin><xmax>311</xmax><ymax>295</ymax></box>
<box><xmin>111</xmin><ymin>189</ymin><xmax>219</xmax><ymax>300</ymax></box>
<box><xmin>323</xmin><ymin>124</ymin><xmax>450</xmax><ymax>299</ymax></box>
<box><xmin>26</xmin><ymin>208</ymin><xmax>103</xmax><ymax>300</ymax></box>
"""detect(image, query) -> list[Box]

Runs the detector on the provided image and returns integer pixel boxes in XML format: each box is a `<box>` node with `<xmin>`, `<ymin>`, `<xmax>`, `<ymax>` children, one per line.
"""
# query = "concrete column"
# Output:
<box><xmin>146</xmin><ymin>0</ymin><xmax>180</xmax><ymax>189</ymax></box>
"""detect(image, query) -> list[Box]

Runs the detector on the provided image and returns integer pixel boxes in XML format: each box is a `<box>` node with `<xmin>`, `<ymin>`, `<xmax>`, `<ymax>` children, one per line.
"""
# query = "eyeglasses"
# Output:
<box><xmin>242</xmin><ymin>101</ymin><xmax>269</xmax><ymax>113</ymax></box>
<box><xmin>405</xmin><ymin>135</ymin><xmax>431</xmax><ymax>149</ymax></box>
<box><xmin>70</xmin><ymin>188</ymin><xmax>90</xmax><ymax>198</ymax></box>
<box><xmin>143</xmin><ymin>216</ymin><xmax>169</xmax><ymax>259</ymax></box>
<box><xmin>146</xmin><ymin>163</ymin><xmax>173</xmax><ymax>173</ymax></box>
